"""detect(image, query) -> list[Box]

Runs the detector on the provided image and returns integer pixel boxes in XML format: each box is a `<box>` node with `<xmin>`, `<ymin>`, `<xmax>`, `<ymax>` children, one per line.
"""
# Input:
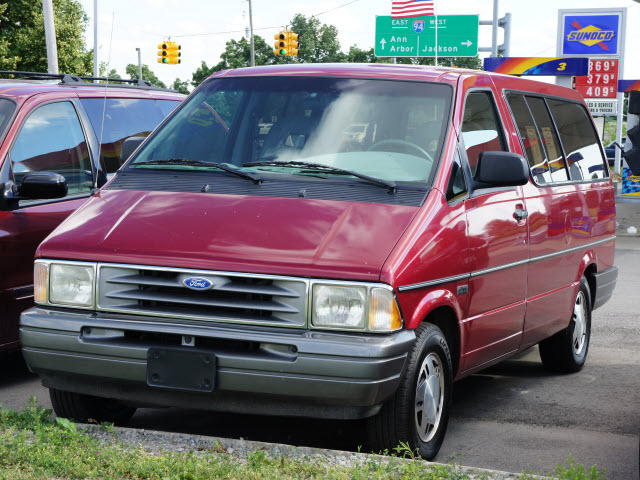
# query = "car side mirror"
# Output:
<box><xmin>473</xmin><ymin>151</ymin><xmax>530</xmax><ymax>188</ymax></box>
<box><xmin>19</xmin><ymin>172</ymin><xmax>68</xmax><ymax>199</ymax></box>
<box><xmin>0</xmin><ymin>172</ymin><xmax>68</xmax><ymax>211</ymax></box>
<box><xmin>121</xmin><ymin>136</ymin><xmax>146</xmax><ymax>164</ymax></box>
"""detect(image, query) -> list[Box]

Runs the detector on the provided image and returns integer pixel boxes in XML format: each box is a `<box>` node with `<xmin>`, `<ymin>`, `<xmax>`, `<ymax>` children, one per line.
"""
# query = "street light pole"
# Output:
<box><xmin>42</xmin><ymin>0</ymin><xmax>59</xmax><ymax>74</ymax></box>
<box><xmin>491</xmin><ymin>0</ymin><xmax>499</xmax><ymax>57</ymax></box>
<box><xmin>136</xmin><ymin>48</ymin><xmax>142</xmax><ymax>80</ymax></box>
<box><xmin>248</xmin><ymin>0</ymin><xmax>255</xmax><ymax>67</ymax></box>
<box><xmin>93</xmin><ymin>0</ymin><xmax>98</xmax><ymax>81</ymax></box>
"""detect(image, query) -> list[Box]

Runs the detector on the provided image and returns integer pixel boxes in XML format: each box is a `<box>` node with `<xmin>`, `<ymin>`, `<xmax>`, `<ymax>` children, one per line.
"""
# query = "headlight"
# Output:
<box><xmin>49</xmin><ymin>263</ymin><xmax>95</xmax><ymax>307</ymax></box>
<box><xmin>311</xmin><ymin>284</ymin><xmax>403</xmax><ymax>332</ymax></box>
<box><xmin>312</xmin><ymin>285</ymin><xmax>366</xmax><ymax>329</ymax></box>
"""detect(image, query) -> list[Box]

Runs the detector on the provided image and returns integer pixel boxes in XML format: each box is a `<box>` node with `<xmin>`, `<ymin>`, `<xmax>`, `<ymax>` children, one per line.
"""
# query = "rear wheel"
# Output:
<box><xmin>539</xmin><ymin>277</ymin><xmax>592</xmax><ymax>373</ymax></box>
<box><xmin>49</xmin><ymin>388</ymin><xmax>136</xmax><ymax>425</ymax></box>
<box><xmin>366</xmin><ymin>322</ymin><xmax>452</xmax><ymax>460</ymax></box>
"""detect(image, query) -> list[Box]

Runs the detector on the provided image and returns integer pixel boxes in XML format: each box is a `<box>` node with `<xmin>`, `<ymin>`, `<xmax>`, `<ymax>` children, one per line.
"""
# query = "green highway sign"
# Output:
<box><xmin>375</xmin><ymin>15</ymin><xmax>479</xmax><ymax>58</ymax></box>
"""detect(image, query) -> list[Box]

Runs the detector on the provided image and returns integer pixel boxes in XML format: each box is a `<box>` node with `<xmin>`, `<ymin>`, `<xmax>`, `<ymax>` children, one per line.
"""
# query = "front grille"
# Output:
<box><xmin>97</xmin><ymin>264</ymin><xmax>308</xmax><ymax>328</ymax></box>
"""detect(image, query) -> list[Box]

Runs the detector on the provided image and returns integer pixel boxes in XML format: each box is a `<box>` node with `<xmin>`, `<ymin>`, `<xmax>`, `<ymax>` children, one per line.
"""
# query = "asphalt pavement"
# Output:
<box><xmin>1</xmin><ymin>207</ymin><xmax>639</xmax><ymax>479</ymax></box>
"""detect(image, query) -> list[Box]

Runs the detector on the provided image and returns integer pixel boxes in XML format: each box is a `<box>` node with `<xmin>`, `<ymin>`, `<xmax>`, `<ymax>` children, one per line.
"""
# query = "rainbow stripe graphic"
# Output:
<box><xmin>618</xmin><ymin>80</ymin><xmax>640</xmax><ymax>93</ymax></box>
<box><xmin>483</xmin><ymin>57</ymin><xmax>589</xmax><ymax>76</ymax></box>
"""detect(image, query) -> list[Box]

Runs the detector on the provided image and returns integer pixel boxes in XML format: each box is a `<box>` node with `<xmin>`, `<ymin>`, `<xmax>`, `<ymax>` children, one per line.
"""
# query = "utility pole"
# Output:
<box><xmin>42</xmin><ymin>0</ymin><xmax>59</xmax><ymax>74</ymax></box>
<box><xmin>136</xmin><ymin>48</ymin><xmax>142</xmax><ymax>80</ymax></box>
<box><xmin>248</xmin><ymin>0</ymin><xmax>255</xmax><ymax>67</ymax></box>
<box><xmin>491</xmin><ymin>0</ymin><xmax>499</xmax><ymax>57</ymax></box>
<box><xmin>93</xmin><ymin>0</ymin><xmax>98</xmax><ymax>81</ymax></box>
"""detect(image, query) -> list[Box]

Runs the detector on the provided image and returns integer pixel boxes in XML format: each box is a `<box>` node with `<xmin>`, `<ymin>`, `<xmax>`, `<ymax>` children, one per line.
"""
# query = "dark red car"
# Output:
<box><xmin>0</xmin><ymin>72</ymin><xmax>184</xmax><ymax>353</ymax></box>
<box><xmin>20</xmin><ymin>64</ymin><xmax>617</xmax><ymax>459</ymax></box>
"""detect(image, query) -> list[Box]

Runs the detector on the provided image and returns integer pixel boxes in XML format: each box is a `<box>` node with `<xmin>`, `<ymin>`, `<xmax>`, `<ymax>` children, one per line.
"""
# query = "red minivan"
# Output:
<box><xmin>20</xmin><ymin>64</ymin><xmax>617</xmax><ymax>459</ymax></box>
<box><xmin>0</xmin><ymin>73</ymin><xmax>183</xmax><ymax>354</ymax></box>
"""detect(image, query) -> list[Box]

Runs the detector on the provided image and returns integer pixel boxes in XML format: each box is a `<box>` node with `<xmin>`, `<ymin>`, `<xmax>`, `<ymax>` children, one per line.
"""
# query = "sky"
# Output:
<box><xmin>76</xmin><ymin>0</ymin><xmax>640</xmax><ymax>89</ymax></box>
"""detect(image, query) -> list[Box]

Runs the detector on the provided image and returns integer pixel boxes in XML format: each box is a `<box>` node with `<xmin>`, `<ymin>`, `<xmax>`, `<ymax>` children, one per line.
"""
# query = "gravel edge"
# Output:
<box><xmin>81</xmin><ymin>424</ymin><xmax>553</xmax><ymax>479</ymax></box>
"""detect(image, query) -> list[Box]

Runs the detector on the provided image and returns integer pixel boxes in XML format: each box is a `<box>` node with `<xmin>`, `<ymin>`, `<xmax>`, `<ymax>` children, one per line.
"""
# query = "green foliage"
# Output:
<box><xmin>290</xmin><ymin>13</ymin><xmax>345</xmax><ymax>63</ymax></box>
<box><xmin>554</xmin><ymin>454</ymin><xmax>608</xmax><ymax>480</ymax></box>
<box><xmin>171</xmin><ymin>77</ymin><xmax>190</xmax><ymax>94</ymax></box>
<box><xmin>125</xmin><ymin>63</ymin><xmax>166</xmax><ymax>88</ymax></box>
<box><xmin>0</xmin><ymin>397</ymin><xmax>53</xmax><ymax>430</ymax></box>
<box><xmin>0</xmin><ymin>0</ymin><xmax>92</xmax><ymax>75</ymax></box>
<box><xmin>191</xmin><ymin>60</ymin><xmax>216</xmax><ymax>87</ymax></box>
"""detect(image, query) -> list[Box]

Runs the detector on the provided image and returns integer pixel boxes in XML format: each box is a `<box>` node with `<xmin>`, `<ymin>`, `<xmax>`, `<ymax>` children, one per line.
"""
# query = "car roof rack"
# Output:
<box><xmin>0</xmin><ymin>71</ymin><xmax>175</xmax><ymax>92</ymax></box>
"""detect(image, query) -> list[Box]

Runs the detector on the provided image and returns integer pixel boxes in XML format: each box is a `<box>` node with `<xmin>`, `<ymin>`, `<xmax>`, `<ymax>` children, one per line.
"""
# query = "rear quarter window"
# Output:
<box><xmin>546</xmin><ymin>99</ymin><xmax>608</xmax><ymax>181</ymax></box>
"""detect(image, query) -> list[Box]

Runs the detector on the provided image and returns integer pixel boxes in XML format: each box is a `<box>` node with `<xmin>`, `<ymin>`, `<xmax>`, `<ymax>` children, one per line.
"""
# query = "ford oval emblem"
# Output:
<box><xmin>182</xmin><ymin>277</ymin><xmax>214</xmax><ymax>291</ymax></box>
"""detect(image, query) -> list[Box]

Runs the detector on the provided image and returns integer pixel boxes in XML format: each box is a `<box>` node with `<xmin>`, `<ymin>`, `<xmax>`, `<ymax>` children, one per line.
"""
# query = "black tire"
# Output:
<box><xmin>49</xmin><ymin>388</ymin><xmax>136</xmax><ymax>425</ymax></box>
<box><xmin>539</xmin><ymin>277</ymin><xmax>592</xmax><ymax>373</ymax></box>
<box><xmin>366</xmin><ymin>322</ymin><xmax>452</xmax><ymax>460</ymax></box>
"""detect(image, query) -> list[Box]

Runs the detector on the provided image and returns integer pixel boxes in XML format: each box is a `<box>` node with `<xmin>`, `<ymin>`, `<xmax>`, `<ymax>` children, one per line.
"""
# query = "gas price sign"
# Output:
<box><xmin>575</xmin><ymin>58</ymin><xmax>619</xmax><ymax>99</ymax></box>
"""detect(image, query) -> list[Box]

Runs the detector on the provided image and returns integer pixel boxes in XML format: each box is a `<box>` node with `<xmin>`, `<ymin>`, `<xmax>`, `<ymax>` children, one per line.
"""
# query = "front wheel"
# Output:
<box><xmin>366</xmin><ymin>322</ymin><xmax>452</xmax><ymax>460</ymax></box>
<box><xmin>539</xmin><ymin>277</ymin><xmax>592</xmax><ymax>373</ymax></box>
<box><xmin>49</xmin><ymin>388</ymin><xmax>136</xmax><ymax>425</ymax></box>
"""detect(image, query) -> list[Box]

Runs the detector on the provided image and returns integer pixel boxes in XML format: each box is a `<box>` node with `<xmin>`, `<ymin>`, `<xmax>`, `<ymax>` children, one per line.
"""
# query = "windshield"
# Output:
<box><xmin>129</xmin><ymin>76</ymin><xmax>452</xmax><ymax>185</ymax></box>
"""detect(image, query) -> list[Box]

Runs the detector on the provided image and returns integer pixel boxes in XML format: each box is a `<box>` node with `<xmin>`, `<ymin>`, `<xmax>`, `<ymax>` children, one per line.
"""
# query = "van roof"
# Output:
<box><xmin>214</xmin><ymin>63</ymin><xmax>585</xmax><ymax>103</ymax></box>
<box><xmin>0</xmin><ymin>79</ymin><xmax>184</xmax><ymax>102</ymax></box>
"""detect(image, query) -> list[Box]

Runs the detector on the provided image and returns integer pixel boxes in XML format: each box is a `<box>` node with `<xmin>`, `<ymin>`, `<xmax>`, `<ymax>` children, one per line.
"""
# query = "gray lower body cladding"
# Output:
<box><xmin>20</xmin><ymin>308</ymin><xmax>414</xmax><ymax>420</ymax></box>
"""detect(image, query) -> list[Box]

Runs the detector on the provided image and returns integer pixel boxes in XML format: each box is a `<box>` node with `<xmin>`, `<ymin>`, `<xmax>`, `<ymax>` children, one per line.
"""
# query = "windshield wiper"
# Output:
<box><xmin>132</xmin><ymin>159</ymin><xmax>261</xmax><ymax>184</ymax></box>
<box><xmin>244</xmin><ymin>160</ymin><xmax>396</xmax><ymax>194</ymax></box>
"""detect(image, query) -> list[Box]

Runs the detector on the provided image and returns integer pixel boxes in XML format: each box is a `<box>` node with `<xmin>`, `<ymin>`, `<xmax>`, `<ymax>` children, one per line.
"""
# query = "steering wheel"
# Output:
<box><xmin>367</xmin><ymin>139</ymin><xmax>433</xmax><ymax>162</ymax></box>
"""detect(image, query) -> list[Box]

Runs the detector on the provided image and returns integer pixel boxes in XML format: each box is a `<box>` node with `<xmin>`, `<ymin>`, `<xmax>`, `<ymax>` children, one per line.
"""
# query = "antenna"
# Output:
<box><xmin>97</xmin><ymin>12</ymin><xmax>115</xmax><ymax>189</ymax></box>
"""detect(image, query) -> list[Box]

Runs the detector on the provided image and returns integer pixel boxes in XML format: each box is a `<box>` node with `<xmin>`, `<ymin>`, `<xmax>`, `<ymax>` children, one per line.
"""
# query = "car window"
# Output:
<box><xmin>157</xmin><ymin>100</ymin><xmax>181</xmax><ymax>117</ymax></box>
<box><xmin>460</xmin><ymin>92</ymin><xmax>506</xmax><ymax>175</ymax></box>
<box><xmin>546</xmin><ymin>99</ymin><xmax>608</xmax><ymax>181</ymax></box>
<box><xmin>0</xmin><ymin>97</ymin><xmax>15</xmax><ymax>138</ymax></box>
<box><xmin>507</xmin><ymin>94</ymin><xmax>552</xmax><ymax>185</ymax></box>
<box><xmin>11</xmin><ymin>101</ymin><xmax>93</xmax><ymax>201</ymax></box>
<box><xmin>130</xmin><ymin>77</ymin><xmax>453</xmax><ymax>185</ymax></box>
<box><xmin>446</xmin><ymin>151</ymin><xmax>467</xmax><ymax>202</ymax></box>
<box><xmin>81</xmin><ymin>98</ymin><xmax>177</xmax><ymax>174</ymax></box>
<box><xmin>525</xmin><ymin>96</ymin><xmax>569</xmax><ymax>183</ymax></box>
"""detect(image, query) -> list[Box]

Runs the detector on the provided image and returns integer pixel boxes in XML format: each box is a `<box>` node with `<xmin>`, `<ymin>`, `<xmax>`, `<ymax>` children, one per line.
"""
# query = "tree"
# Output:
<box><xmin>395</xmin><ymin>56</ymin><xmax>482</xmax><ymax>69</ymax></box>
<box><xmin>289</xmin><ymin>14</ymin><xmax>345</xmax><ymax>63</ymax></box>
<box><xmin>191</xmin><ymin>61</ymin><xmax>216</xmax><ymax>88</ymax></box>
<box><xmin>125</xmin><ymin>63</ymin><xmax>166</xmax><ymax>88</ymax></box>
<box><xmin>171</xmin><ymin>78</ymin><xmax>189</xmax><ymax>94</ymax></box>
<box><xmin>0</xmin><ymin>0</ymin><xmax>92</xmax><ymax>75</ymax></box>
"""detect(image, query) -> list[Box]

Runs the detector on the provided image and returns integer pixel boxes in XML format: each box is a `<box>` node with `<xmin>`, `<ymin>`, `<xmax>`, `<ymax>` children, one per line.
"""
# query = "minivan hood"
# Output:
<box><xmin>38</xmin><ymin>190</ymin><xmax>420</xmax><ymax>281</ymax></box>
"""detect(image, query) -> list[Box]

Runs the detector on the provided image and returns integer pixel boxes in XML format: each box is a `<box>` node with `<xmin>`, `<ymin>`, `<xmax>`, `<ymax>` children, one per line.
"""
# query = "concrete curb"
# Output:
<box><xmin>81</xmin><ymin>423</ymin><xmax>554</xmax><ymax>480</ymax></box>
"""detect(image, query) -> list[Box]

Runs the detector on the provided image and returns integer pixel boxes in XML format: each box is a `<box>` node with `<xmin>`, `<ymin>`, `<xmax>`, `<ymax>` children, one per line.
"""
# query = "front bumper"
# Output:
<box><xmin>20</xmin><ymin>307</ymin><xmax>414</xmax><ymax>419</ymax></box>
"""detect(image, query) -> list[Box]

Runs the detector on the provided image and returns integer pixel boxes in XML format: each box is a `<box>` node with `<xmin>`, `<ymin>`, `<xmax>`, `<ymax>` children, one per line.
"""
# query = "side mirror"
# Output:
<box><xmin>121</xmin><ymin>136</ymin><xmax>146</xmax><ymax>164</ymax></box>
<box><xmin>473</xmin><ymin>151</ymin><xmax>530</xmax><ymax>188</ymax></box>
<box><xmin>19</xmin><ymin>172</ymin><xmax>68</xmax><ymax>199</ymax></box>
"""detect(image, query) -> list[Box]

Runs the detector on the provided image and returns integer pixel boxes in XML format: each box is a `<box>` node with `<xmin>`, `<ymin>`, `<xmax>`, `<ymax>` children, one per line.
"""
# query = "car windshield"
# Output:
<box><xmin>128</xmin><ymin>76</ymin><xmax>452</xmax><ymax>185</ymax></box>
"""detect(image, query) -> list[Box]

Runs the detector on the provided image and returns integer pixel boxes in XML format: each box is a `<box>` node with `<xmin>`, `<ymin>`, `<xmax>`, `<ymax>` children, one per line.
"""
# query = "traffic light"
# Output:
<box><xmin>157</xmin><ymin>42</ymin><xmax>168</xmax><ymax>64</ymax></box>
<box><xmin>167</xmin><ymin>42</ymin><xmax>181</xmax><ymax>64</ymax></box>
<box><xmin>623</xmin><ymin>91</ymin><xmax>640</xmax><ymax>176</ymax></box>
<box><xmin>273</xmin><ymin>31</ymin><xmax>299</xmax><ymax>57</ymax></box>
<box><xmin>286</xmin><ymin>31</ymin><xmax>299</xmax><ymax>56</ymax></box>
<box><xmin>274</xmin><ymin>32</ymin><xmax>286</xmax><ymax>56</ymax></box>
<box><xmin>158</xmin><ymin>41</ymin><xmax>181</xmax><ymax>65</ymax></box>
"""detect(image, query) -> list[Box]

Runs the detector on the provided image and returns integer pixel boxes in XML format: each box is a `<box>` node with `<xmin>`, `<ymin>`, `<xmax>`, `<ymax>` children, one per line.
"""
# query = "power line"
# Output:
<box><xmin>172</xmin><ymin>0</ymin><xmax>362</xmax><ymax>39</ymax></box>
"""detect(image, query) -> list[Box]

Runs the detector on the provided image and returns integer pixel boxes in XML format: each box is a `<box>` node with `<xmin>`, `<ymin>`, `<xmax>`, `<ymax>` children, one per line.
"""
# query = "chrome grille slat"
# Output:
<box><xmin>97</xmin><ymin>264</ymin><xmax>308</xmax><ymax>328</ymax></box>
<box><xmin>106</xmin><ymin>289</ymin><xmax>299</xmax><ymax>314</ymax></box>
<box><xmin>106</xmin><ymin>274</ymin><xmax>299</xmax><ymax>297</ymax></box>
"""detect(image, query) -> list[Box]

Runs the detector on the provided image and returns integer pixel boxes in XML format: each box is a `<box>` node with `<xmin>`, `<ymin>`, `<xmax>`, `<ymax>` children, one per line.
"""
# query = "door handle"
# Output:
<box><xmin>514</xmin><ymin>208</ymin><xmax>528</xmax><ymax>221</ymax></box>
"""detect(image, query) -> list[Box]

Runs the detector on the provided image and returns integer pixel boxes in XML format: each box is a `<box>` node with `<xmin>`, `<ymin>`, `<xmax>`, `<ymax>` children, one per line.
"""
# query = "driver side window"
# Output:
<box><xmin>461</xmin><ymin>92</ymin><xmax>507</xmax><ymax>175</ymax></box>
<box><xmin>11</xmin><ymin>101</ymin><xmax>93</xmax><ymax>202</ymax></box>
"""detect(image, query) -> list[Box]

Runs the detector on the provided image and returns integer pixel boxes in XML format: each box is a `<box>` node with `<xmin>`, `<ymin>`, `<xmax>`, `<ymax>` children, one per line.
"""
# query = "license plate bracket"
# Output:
<box><xmin>147</xmin><ymin>347</ymin><xmax>216</xmax><ymax>392</ymax></box>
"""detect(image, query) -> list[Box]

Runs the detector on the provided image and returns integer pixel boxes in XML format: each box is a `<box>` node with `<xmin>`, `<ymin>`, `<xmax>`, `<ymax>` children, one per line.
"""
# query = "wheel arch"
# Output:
<box><xmin>578</xmin><ymin>251</ymin><xmax>598</xmax><ymax>309</ymax></box>
<box><xmin>407</xmin><ymin>290</ymin><xmax>463</xmax><ymax>378</ymax></box>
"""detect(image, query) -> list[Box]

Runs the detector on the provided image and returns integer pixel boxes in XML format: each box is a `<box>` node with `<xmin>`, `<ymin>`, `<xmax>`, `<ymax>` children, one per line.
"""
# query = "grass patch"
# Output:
<box><xmin>0</xmin><ymin>398</ymin><xmax>607</xmax><ymax>480</ymax></box>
